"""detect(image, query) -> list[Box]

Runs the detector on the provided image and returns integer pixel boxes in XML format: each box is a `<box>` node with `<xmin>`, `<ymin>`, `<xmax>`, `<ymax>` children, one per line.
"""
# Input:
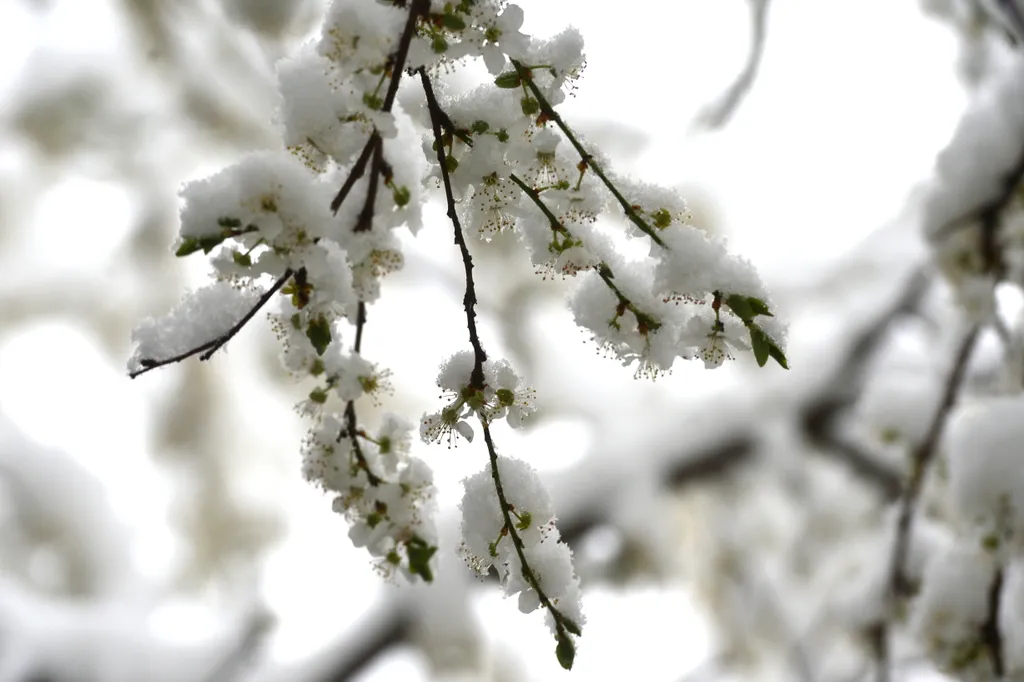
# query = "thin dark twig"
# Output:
<box><xmin>419</xmin><ymin>67</ymin><xmax>487</xmax><ymax>387</ymax></box>
<box><xmin>354</xmin><ymin>136</ymin><xmax>385</xmax><ymax>233</ymax></box>
<box><xmin>694</xmin><ymin>0</ymin><xmax>772</xmax><ymax>129</ymax></box>
<box><xmin>799</xmin><ymin>267</ymin><xmax>931</xmax><ymax>498</ymax></box>
<box><xmin>981</xmin><ymin>566</ymin><xmax>1005</xmax><ymax>677</ymax></box>
<box><xmin>130</xmin><ymin>269</ymin><xmax>294</xmax><ymax>379</ymax></box>
<box><xmin>200</xmin><ymin>611</ymin><xmax>273</xmax><ymax>682</ymax></box>
<box><xmin>331</xmin><ymin>137</ymin><xmax>378</xmax><ymax>214</ymax></box>
<box><xmin>482</xmin><ymin>423</ymin><xmax>580</xmax><ymax>643</ymax></box>
<box><xmin>332</xmin><ymin>0</ymin><xmax>428</xmax><ymax>481</ymax></box>
<box><xmin>880</xmin><ymin>325</ymin><xmax>980</xmax><ymax>681</ymax></box>
<box><xmin>329</xmin><ymin>0</ymin><xmax>427</xmax><ymax>215</ymax></box>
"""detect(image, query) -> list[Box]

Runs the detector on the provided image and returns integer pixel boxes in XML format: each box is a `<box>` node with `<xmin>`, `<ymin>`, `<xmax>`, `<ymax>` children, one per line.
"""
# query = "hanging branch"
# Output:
<box><xmin>509</xmin><ymin>171</ymin><xmax>662</xmax><ymax>332</ymax></box>
<box><xmin>333</xmin><ymin>0</ymin><xmax>429</xmax><ymax>486</ymax></box>
<box><xmin>420</xmin><ymin>65</ymin><xmax>581</xmax><ymax>669</ymax></box>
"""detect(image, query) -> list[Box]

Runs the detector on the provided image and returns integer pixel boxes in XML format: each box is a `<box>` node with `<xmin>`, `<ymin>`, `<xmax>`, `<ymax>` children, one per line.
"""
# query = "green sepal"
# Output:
<box><xmin>406</xmin><ymin>537</ymin><xmax>438</xmax><ymax>582</ymax></box>
<box><xmin>175</xmin><ymin>235</ymin><xmax>226</xmax><ymax>257</ymax></box>
<box><xmin>441</xmin><ymin>12</ymin><xmax>466</xmax><ymax>30</ymax></box>
<box><xmin>392</xmin><ymin>185</ymin><xmax>411</xmax><ymax>207</ymax></box>
<box><xmin>306</xmin><ymin>316</ymin><xmax>332</xmax><ymax>356</ymax></box>
<box><xmin>431</xmin><ymin>35</ymin><xmax>448</xmax><ymax>53</ymax></box>
<box><xmin>471</xmin><ymin>120</ymin><xmax>490</xmax><ymax>134</ymax></box>
<box><xmin>520</xmin><ymin>97</ymin><xmax>539</xmax><ymax>115</ymax></box>
<box><xmin>232</xmin><ymin>251</ymin><xmax>252</xmax><ymax>267</ymax></box>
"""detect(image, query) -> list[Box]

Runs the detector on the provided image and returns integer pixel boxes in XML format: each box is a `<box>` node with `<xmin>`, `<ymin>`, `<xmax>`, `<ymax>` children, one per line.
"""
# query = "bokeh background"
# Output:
<box><xmin>0</xmin><ymin>1</ymin><xmax>1004</xmax><ymax>680</ymax></box>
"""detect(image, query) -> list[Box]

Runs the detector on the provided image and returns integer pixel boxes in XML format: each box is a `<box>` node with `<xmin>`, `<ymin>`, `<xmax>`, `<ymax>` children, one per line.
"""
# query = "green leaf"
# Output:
<box><xmin>725</xmin><ymin>294</ymin><xmax>755</xmax><ymax>322</ymax></box>
<box><xmin>748</xmin><ymin>325</ymin><xmax>789</xmax><ymax>369</ymax></box>
<box><xmin>494</xmin><ymin>71</ymin><xmax>521</xmax><ymax>89</ymax></box>
<box><xmin>444</xmin><ymin>156</ymin><xmax>459</xmax><ymax>173</ymax></box>
<box><xmin>747</xmin><ymin>296</ymin><xmax>773</xmax><ymax>317</ymax></box>
<box><xmin>768</xmin><ymin>343</ymin><xmax>789</xmax><ymax>369</ymax></box>
<box><xmin>306</xmin><ymin>317</ymin><xmax>332</xmax><ymax>356</ymax></box>
<box><xmin>175</xmin><ymin>238</ymin><xmax>202</xmax><ymax>257</ymax></box>
<box><xmin>725</xmin><ymin>293</ymin><xmax>774</xmax><ymax>322</ymax></box>
<box><xmin>561</xmin><ymin>617</ymin><xmax>582</xmax><ymax>637</ymax></box>
<box><xmin>175</xmin><ymin>234</ymin><xmax>228</xmax><ymax>257</ymax></box>
<box><xmin>750</xmin><ymin>327</ymin><xmax>770</xmax><ymax>367</ymax></box>
<box><xmin>431</xmin><ymin>35</ymin><xmax>448</xmax><ymax>53</ymax></box>
<box><xmin>471</xmin><ymin>120</ymin><xmax>490</xmax><ymax>134</ymax></box>
<box><xmin>555</xmin><ymin>632</ymin><xmax>576</xmax><ymax>670</ymax></box>
<box><xmin>232</xmin><ymin>251</ymin><xmax>252</xmax><ymax>267</ymax></box>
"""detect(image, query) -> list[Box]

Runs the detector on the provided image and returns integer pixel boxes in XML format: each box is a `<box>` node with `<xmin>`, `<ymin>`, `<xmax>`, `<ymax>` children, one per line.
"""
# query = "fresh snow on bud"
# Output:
<box><xmin>178</xmin><ymin>150</ymin><xmax>334</xmax><ymax>253</ymax></box>
<box><xmin>460</xmin><ymin>456</ymin><xmax>582</xmax><ymax>635</ymax></box>
<box><xmin>912</xmin><ymin>541</ymin><xmax>998</xmax><ymax>675</ymax></box>
<box><xmin>947</xmin><ymin>395</ymin><xmax>1024</xmax><ymax>552</ymax></box>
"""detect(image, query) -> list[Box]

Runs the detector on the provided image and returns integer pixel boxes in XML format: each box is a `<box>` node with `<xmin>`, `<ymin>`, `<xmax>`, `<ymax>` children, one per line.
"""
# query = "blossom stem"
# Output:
<box><xmin>333</xmin><ymin>0</ymin><xmax>429</xmax><ymax>482</ymax></box>
<box><xmin>510</xmin><ymin>59</ymin><xmax>666</xmax><ymax>248</ymax></box>
<box><xmin>510</xmin><ymin>172</ymin><xmax>660</xmax><ymax>332</ymax></box>
<box><xmin>482</xmin><ymin>423</ymin><xmax>581</xmax><ymax>659</ymax></box>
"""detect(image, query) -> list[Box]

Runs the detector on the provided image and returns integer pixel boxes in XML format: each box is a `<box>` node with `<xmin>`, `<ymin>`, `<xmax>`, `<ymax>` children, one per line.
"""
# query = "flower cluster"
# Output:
<box><xmin>127</xmin><ymin>0</ymin><xmax>788</xmax><ymax>669</ymax></box>
<box><xmin>460</xmin><ymin>456</ymin><xmax>584</xmax><ymax>630</ymax></box>
<box><xmin>420</xmin><ymin>351</ymin><xmax>535</xmax><ymax>446</ymax></box>
<box><xmin>414</xmin><ymin>41</ymin><xmax>788</xmax><ymax>376</ymax></box>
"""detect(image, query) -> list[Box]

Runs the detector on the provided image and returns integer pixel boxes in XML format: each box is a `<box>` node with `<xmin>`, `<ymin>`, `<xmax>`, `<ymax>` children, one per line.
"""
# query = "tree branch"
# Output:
<box><xmin>129</xmin><ymin>269</ymin><xmax>294</xmax><ymax>379</ymax></box>
<box><xmin>879</xmin><ymin>325</ymin><xmax>980</xmax><ymax>682</ymax></box>
<box><xmin>419</xmin><ymin>67</ymin><xmax>487</xmax><ymax>387</ymax></box>
<box><xmin>694</xmin><ymin>0</ymin><xmax>772</xmax><ymax>129</ymax></box>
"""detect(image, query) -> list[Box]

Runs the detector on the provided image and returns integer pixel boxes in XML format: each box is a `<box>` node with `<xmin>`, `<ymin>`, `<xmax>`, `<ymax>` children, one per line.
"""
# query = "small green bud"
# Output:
<box><xmin>494</xmin><ymin>71</ymin><xmax>521</xmax><ymax>88</ymax></box>
<box><xmin>392</xmin><ymin>185</ymin><xmax>411</xmax><ymax>207</ymax></box>
<box><xmin>652</xmin><ymin>208</ymin><xmax>672</xmax><ymax>229</ymax></box>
